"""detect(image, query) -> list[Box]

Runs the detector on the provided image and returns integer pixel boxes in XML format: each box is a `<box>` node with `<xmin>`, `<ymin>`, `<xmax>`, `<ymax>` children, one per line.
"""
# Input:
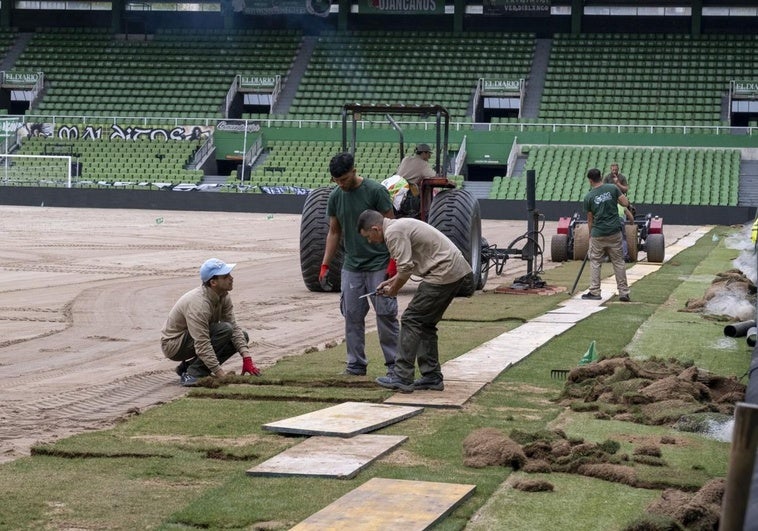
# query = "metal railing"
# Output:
<box><xmin>8</xmin><ymin>112</ymin><xmax>758</xmax><ymax>137</ymax></box>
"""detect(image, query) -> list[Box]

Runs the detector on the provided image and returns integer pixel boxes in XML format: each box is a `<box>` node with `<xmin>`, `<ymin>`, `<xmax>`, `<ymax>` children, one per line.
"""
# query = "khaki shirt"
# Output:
<box><xmin>160</xmin><ymin>285</ymin><xmax>248</xmax><ymax>373</ymax></box>
<box><xmin>383</xmin><ymin>218</ymin><xmax>470</xmax><ymax>285</ymax></box>
<box><xmin>396</xmin><ymin>154</ymin><xmax>436</xmax><ymax>184</ymax></box>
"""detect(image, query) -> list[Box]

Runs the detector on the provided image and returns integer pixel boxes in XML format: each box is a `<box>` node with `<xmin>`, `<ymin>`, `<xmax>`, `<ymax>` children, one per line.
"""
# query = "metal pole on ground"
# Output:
<box><xmin>719</xmin><ymin>402</ymin><xmax>758</xmax><ymax>531</ymax></box>
<box><xmin>526</xmin><ymin>169</ymin><xmax>536</xmax><ymax>278</ymax></box>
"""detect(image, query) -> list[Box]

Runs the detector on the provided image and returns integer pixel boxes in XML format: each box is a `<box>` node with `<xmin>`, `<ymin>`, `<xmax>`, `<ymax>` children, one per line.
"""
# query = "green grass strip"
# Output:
<box><xmin>0</xmin><ymin>226</ymin><xmax>746</xmax><ymax>530</ymax></box>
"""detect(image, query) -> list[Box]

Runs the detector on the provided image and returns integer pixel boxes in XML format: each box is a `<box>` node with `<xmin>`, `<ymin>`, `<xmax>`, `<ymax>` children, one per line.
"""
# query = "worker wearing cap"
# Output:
<box><xmin>161</xmin><ymin>257</ymin><xmax>260</xmax><ymax>387</ymax></box>
<box><xmin>396</xmin><ymin>143</ymin><xmax>437</xmax><ymax>185</ymax></box>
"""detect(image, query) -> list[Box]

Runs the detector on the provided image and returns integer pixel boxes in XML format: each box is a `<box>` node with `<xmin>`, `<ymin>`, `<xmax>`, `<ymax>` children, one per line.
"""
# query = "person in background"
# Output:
<box><xmin>396</xmin><ymin>143</ymin><xmax>437</xmax><ymax>185</ymax></box>
<box><xmin>161</xmin><ymin>258</ymin><xmax>260</xmax><ymax>387</ymax></box>
<box><xmin>604</xmin><ymin>162</ymin><xmax>629</xmax><ymax>195</ymax></box>
<box><xmin>581</xmin><ymin>168</ymin><xmax>632</xmax><ymax>302</ymax></box>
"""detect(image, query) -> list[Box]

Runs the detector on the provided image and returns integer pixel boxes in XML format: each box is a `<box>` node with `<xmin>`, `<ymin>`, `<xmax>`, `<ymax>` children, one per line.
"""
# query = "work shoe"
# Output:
<box><xmin>179</xmin><ymin>372</ymin><xmax>198</xmax><ymax>387</ymax></box>
<box><xmin>375</xmin><ymin>375</ymin><xmax>413</xmax><ymax>393</ymax></box>
<box><xmin>175</xmin><ymin>357</ymin><xmax>197</xmax><ymax>376</ymax></box>
<box><xmin>619</xmin><ymin>294</ymin><xmax>631</xmax><ymax>302</ymax></box>
<box><xmin>413</xmin><ymin>376</ymin><xmax>444</xmax><ymax>391</ymax></box>
<box><xmin>341</xmin><ymin>369</ymin><xmax>367</xmax><ymax>376</ymax></box>
<box><xmin>581</xmin><ymin>292</ymin><xmax>602</xmax><ymax>300</ymax></box>
<box><xmin>175</xmin><ymin>360</ymin><xmax>188</xmax><ymax>377</ymax></box>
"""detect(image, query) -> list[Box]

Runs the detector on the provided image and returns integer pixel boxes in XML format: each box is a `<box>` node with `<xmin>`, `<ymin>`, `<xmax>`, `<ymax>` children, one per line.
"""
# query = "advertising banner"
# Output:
<box><xmin>733</xmin><ymin>82</ymin><xmax>758</xmax><ymax>97</ymax></box>
<box><xmin>2</xmin><ymin>71</ymin><xmax>40</xmax><ymax>88</ymax></box>
<box><xmin>483</xmin><ymin>0</ymin><xmax>550</xmax><ymax>16</ymax></box>
<box><xmin>482</xmin><ymin>79</ymin><xmax>523</xmax><ymax>95</ymax></box>
<box><xmin>237</xmin><ymin>0</ymin><xmax>331</xmax><ymax>17</ymax></box>
<box><xmin>358</xmin><ymin>0</ymin><xmax>444</xmax><ymax>15</ymax></box>
<box><xmin>239</xmin><ymin>75</ymin><xmax>278</xmax><ymax>90</ymax></box>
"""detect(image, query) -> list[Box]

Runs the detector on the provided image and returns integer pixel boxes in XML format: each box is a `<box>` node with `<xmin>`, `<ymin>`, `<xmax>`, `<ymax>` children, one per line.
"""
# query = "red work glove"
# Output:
<box><xmin>319</xmin><ymin>264</ymin><xmax>329</xmax><ymax>283</ymax></box>
<box><xmin>386</xmin><ymin>258</ymin><xmax>397</xmax><ymax>279</ymax></box>
<box><xmin>241</xmin><ymin>356</ymin><xmax>261</xmax><ymax>376</ymax></box>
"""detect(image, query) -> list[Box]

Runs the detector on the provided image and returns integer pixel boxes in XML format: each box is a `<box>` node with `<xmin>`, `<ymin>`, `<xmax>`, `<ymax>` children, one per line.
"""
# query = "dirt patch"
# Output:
<box><xmin>379</xmin><ymin>448</ymin><xmax>438</xmax><ymax>468</ymax></box>
<box><xmin>205</xmin><ymin>448</ymin><xmax>259</xmax><ymax>461</ymax></box>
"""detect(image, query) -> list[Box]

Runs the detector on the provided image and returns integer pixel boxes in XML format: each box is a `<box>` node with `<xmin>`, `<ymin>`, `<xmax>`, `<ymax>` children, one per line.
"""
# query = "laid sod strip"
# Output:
<box><xmin>466</xmin><ymin>472</ymin><xmax>661</xmax><ymax>531</ymax></box>
<box><xmin>0</xmin><ymin>226</ymin><xmax>741</xmax><ymax>531</ymax></box>
<box><xmin>189</xmin><ymin>382</ymin><xmax>390</xmax><ymax>404</ymax></box>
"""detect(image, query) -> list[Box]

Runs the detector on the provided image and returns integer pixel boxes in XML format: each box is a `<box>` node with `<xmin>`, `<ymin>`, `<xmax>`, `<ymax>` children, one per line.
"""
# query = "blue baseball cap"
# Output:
<box><xmin>200</xmin><ymin>258</ymin><xmax>236</xmax><ymax>282</ymax></box>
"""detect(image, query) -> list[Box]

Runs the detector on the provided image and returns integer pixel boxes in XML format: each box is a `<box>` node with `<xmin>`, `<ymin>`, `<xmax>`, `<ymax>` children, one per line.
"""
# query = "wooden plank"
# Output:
<box><xmin>247</xmin><ymin>434</ymin><xmax>407</xmax><ymax>479</ymax></box>
<box><xmin>384</xmin><ymin>380</ymin><xmax>485</xmax><ymax>409</ymax></box>
<box><xmin>262</xmin><ymin>401</ymin><xmax>423</xmax><ymax>437</ymax></box>
<box><xmin>291</xmin><ymin>477</ymin><xmax>476</xmax><ymax>531</ymax></box>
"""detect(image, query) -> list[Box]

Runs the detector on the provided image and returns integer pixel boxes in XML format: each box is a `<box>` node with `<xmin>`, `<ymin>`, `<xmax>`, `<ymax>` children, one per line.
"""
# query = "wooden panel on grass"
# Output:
<box><xmin>290</xmin><ymin>477</ymin><xmax>476</xmax><ymax>531</ymax></box>
<box><xmin>262</xmin><ymin>401</ymin><xmax>423</xmax><ymax>437</ymax></box>
<box><xmin>247</xmin><ymin>434</ymin><xmax>407</xmax><ymax>479</ymax></box>
<box><xmin>383</xmin><ymin>380</ymin><xmax>485</xmax><ymax>408</ymax></box>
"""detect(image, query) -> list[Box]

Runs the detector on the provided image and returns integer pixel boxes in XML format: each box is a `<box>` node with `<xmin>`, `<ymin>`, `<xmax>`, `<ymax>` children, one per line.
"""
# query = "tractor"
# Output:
<box><xmin>299</xmin><ymin>103</ymin><xmax>487</xmax><ymax>296</ymax></box>
<box><xmin>550</xmin><ymin>212</ymin><xmax>666</xmax><ymax>263</ymax></box>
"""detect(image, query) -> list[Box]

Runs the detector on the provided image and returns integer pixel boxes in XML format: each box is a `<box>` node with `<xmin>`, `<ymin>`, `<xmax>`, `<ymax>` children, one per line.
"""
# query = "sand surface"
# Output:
<box><xmin>0</xmin><ymin>205</ymin><xmax>695</xmax><ymax>463</ymax></box>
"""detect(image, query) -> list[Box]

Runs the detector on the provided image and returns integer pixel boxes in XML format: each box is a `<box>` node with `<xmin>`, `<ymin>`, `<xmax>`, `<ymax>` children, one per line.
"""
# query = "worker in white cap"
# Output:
<box><xmin>160</xmin><ymin>258</ymin><xmax>260</xmax><ymax>386</ymax></box>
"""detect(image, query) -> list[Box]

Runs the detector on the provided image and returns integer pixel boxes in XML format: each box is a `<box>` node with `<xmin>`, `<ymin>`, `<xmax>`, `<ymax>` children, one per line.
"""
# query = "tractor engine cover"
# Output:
<box><xmin>557</xmin><ymin>216</ymin><xmax>572</xmax><ymax>235</ymax></box>
<box><xmin>648</xmin><ymin>216</ymin><xmax>663</xmax><ymax>234</ymax></box>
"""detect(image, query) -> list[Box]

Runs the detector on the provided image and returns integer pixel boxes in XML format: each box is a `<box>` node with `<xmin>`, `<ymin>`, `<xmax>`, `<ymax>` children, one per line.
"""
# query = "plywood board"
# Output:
<box><xmin>262</xmin><ymin>402</ymin><xmax>423</xmax><ymax>437</ymax></box>
<box><xmin>442</xmin><ymin>356</ymin><xmax>512</xmax><ymax>381</ymax></box>
<box><xmin>247</xmin><ymin>434</ymin><xmax>407</xmax><ymax>479</ymax></box>
<box><xmin>290</xmin><ymin>477</ymin><xmax>476</xmax><ymax>531</ymax></box>
<box><xmin>557</xmin><ymin>300</ymin><xmax>608</xmax><ymax>313</ymax></box>
<box><xmin>384</xmin><ymin>380</ymin><xmax>486</xmax><ymax>408</ymax></box>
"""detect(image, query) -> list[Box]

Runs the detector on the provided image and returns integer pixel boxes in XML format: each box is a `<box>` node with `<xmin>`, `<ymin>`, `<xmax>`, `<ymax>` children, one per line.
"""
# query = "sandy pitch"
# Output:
<box><xmin>0</xmin><ymin>205</ymin><xmax>693</xmax><ymax>463</ymax></box>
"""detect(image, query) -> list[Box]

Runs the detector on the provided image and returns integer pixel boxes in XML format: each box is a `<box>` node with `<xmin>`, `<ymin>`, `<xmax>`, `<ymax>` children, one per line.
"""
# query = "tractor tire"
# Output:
<box><xmin>551</xmin><ymin>234</ymin><xmax>568</xmax><ymax>262</ymax></box>
<box><xmin>625</xmin><ymin>224</ymin><xmax>638</xmax><ymax>262</ymax></box>
<box><xmin>428</xmin><ymin>188</ymin><xmax>483</xmax><ymax>297</ymax></box>
<box><xmin>646</xmin><ymin>233</ymin><xmax>665</xmax><ymax>263</ymax></box>
<box><xmin>478</xmin><ymin>238</ymin><xmax>490</xmax><ymax>290</ymax></box>
<box><xmin>572</xmin><ymin>224</ymin><xmax>589</xmax><ymax>261</ymax></box>
<box><xmin>299</xmin><ymin>187</ymin><xmax>342</xmax><ymax>292</ymax></box>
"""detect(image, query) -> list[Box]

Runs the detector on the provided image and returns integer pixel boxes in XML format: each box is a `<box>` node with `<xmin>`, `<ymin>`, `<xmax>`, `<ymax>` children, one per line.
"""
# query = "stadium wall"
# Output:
<box><xmin>6</xmin><ymin>6</ymin><xmax>758</xmax><ymax>37</ymax></box>
<box><xmin>1</xmin><ymin>187</ymin><xmax>754</xmax><ymax>226</ymax></box>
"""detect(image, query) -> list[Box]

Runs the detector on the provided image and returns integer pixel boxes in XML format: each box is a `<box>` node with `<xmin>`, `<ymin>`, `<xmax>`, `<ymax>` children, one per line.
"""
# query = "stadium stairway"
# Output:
<box><xmin>0</xmin><ymin>32</ymin><xmax>32</xmax><ymax>71</ymax></box>
<box><xmin>511</xmin><ymin>153</ymin><xmax>528</xmax><ymax>177</ymax></box>
<box><xmin>520</xmin><ymin>38</ymin><xmax>551</xmax><ymax>120</ymax></box>
<box><xmin>271</xmin><ymin>35</ymin><xmax>317</xmax><ymax>116</ymax></box>
<box><xmin>462</xmin><ymin>180</ymin><xmax>492</xmax><ymax>200</ymax></box>
<box><xmin>739</xmin><ymin>159</ymin><xmax>758</xmax><ymax>207</ymax></box>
